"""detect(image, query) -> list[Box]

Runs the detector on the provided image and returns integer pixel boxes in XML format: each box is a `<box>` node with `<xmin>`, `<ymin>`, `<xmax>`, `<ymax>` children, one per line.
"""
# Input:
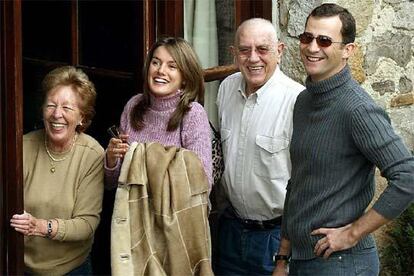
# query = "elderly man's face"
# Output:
<box><xmin>234</xmin><ymin>25</ymin><xmax>283</xmax><ymax>95</ymax></box>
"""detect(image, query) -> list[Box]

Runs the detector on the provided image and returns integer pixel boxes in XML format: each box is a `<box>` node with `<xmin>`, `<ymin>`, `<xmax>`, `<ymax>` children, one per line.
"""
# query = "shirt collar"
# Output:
<box><xmin>237</xmin><ymin>66</ymin><xmax>281</xmax><ymax>105</ymax></box>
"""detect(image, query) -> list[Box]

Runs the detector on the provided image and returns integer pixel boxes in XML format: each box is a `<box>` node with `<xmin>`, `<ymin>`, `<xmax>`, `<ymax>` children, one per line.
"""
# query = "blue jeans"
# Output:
<box><xmin>66</xmin><ymin>256</ymin><xmax>92</xmax><ymax>276</ymax></box>
<box><xmin>289</xmin><ymin>246</ymin><xmax>379</xmax><ymax>276</ymax></box>
<box><xmin>215</xmin><ymin>215</ymin><xmax>281</xmax><ymax>275</ymax></box>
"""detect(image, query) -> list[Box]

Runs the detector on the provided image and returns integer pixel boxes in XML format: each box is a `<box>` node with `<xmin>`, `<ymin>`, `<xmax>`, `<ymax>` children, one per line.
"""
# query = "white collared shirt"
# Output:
<box><xmin>216</xmin><ymin>67</ymin><xmax>304</xmax><ymax>220</ymax></box>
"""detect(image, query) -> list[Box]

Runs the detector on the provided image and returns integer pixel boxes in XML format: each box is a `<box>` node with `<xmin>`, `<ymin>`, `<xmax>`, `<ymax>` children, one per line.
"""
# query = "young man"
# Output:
<box><xmin>215</xmin><ymin>18</ymin><xmax>304</xmax><ymax>275</ymax></box>
<box><xmin>274</xmin><ymin>4</ymin><xmax>414</xmax><ymax>275</ymax></box>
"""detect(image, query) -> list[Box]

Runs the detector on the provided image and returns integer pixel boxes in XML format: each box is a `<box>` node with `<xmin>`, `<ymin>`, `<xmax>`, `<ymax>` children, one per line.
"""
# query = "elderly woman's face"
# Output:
<box><xmin>43</xmin><ymin>85</ymin><xmax>83</xmax><ymax>150</ymax></box>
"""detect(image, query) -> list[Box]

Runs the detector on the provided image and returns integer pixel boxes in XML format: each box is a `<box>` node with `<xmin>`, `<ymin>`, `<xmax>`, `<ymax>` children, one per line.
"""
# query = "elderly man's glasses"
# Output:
<box><xmin>299</xmin><ymin>32</ymin><xmax>344</xmax><ymax>48</ymax></box>
<box><xmin>237</xmin><ymin>46</ymin><xmax>274</xmax><ymax>58</ymax></box>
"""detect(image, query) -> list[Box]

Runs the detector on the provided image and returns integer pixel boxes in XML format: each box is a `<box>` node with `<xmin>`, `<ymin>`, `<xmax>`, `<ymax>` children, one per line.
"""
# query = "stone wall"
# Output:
<box><xmin>278</xmin><ymin>0</ymin><xmax>414</xmax><ymax>150</ymax></box>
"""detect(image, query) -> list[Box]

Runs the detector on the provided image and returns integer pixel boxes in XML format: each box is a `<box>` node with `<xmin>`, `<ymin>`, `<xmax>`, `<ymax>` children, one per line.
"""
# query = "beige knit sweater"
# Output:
<box><xmin>23</xmin><ymin>130</ymin><xmax>104</xmax><ymax>275</ymax></box>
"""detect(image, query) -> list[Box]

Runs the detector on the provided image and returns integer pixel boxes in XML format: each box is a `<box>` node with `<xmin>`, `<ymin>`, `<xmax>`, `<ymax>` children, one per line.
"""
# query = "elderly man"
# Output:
<box><xmin>215</xmin><ymin>18</ymin><xmax>304</xmax><ymax>275</ymax></box>
<box><xmin>274</xmin><ymin>3</ymin><xmax>414</xmax><ymax>276</ymax></box>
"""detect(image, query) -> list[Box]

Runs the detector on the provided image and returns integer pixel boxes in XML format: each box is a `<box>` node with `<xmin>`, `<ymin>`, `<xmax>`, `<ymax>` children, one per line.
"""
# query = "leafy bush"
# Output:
<box><xmin>381</xmin><ymin>203</ymin><xmax>414</xmax><ymax>276</ymax></box>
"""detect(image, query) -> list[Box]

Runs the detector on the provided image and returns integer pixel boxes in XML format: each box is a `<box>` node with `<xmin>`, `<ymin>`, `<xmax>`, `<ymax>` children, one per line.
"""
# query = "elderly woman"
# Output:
<box><xmin>10</xmin><ymin>66</ymin><xmax>104</xmax><ymax>275</ymax></box>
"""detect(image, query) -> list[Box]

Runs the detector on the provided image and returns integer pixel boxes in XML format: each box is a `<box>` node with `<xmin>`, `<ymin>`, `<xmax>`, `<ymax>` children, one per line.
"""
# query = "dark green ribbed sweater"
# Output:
<box><xmin>282</xmin><ymin>65</ymin><xmax>414</xmax><ymax>260</ymax></box>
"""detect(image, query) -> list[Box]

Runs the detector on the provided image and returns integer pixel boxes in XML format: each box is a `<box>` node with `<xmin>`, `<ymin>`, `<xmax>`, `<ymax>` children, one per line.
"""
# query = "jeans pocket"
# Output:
<box><xmin>352</xmin><ymin>246</ymin><xmax>379</xmax><ymax>276</ymax></box>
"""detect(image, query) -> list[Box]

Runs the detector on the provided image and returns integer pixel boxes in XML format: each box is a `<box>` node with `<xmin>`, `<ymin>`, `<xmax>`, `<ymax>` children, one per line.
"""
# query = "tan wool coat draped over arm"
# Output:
<box><xmin>111</xmin><ymin>142</ymin><xmax>213</xmax><ymax>276</ymax></box>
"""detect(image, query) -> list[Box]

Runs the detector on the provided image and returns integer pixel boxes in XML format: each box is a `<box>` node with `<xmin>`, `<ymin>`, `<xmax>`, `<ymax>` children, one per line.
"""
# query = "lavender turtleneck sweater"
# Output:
<box><xmin>105</xmin><ymin>92</ymin><xmax>212</xmax><ymax>189</ymax></box>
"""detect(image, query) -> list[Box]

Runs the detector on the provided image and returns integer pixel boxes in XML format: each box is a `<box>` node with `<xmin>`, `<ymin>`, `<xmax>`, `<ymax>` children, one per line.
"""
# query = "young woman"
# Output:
<box><xmin>105</xmin><ymin>37</ymin><xmax>212</xmax><ymax>189</ymax></box>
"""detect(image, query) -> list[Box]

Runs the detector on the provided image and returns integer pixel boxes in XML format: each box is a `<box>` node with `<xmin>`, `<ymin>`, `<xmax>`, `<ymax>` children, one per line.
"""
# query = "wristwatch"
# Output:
<box><xmin>273</xmin><ymin>253</ymin><xmax>289</xmax><ymax>264</ymax></box>
<box><xmin>46</xmin><ymin>220</ymin><xmax>53</xmax><ymax>239</ymax></box>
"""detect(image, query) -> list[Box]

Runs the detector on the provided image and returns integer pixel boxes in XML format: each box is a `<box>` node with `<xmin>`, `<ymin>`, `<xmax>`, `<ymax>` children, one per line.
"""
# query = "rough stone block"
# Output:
<box><xmin>349</xmin><ymin>44</ymin><xmax>366</xmax><ymax>84</ymax></box>
<box><xmin>287</xmin><ymin>0</ymin><xmax>321</xmax><ymax>37</ymax></box>
<box><xmin>365</xmin><ymin>32</ymin><xmax>411</xmax><ymax>74</ymax></box>
<box><xmin>390</xmin><ymin>93</ymin><xmax>414</xmax><ymax>107</ymax></box>
<box><xmin>384</xmin><ymin>0</ymin><xmax>408</xmax><ymax>5</ymax></box>
<box><xmin>337</xmin><ymin>0</ymin><xmax>374</xmax><ymax>35</ymax></box>
<box><xmin>399</xmin><ymin>76</ymin><xmax>413</xmax><ymax>94</ymax></box>
<box><xmin>393</xmin><ymin>2</ymin><xmax>414</xmax><ymax>30</ymax></box>
<box><xmin>372</xmin><ymin>80</ymin><xmax>395</xmax><ymax>95</ymax></box>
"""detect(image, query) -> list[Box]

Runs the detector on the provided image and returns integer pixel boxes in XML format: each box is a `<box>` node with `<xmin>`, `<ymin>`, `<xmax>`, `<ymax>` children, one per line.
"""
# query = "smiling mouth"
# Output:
<box><xmin>50</xmin><ymin>122</ymin><xmax>67</xmax><ymax>129</ymax></box>
<box><xmin>306</xmin><ymin>56</ymin><xmax>324</xmax><ymax>62</ymax></box>
<box><xmin>153</xmin><ymin>77</ymin><xmax>168</xmax><ymax>84</ymax></box>
<box><xmin>248</xmin><ymin>65</ymin><xmax>264</xmax><ymax>72</ymax></box>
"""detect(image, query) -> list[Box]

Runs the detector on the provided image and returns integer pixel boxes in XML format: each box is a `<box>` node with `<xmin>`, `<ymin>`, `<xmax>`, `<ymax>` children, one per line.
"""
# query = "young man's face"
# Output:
<box><xmin>234</xmin><ymin>24</ymin><xmax>284</xmax><ymax>95</ymax></box>
<box><xmin>300</xmin><ymin>15</ymin><xmax>353</xmax><ymax>82</ymax></box>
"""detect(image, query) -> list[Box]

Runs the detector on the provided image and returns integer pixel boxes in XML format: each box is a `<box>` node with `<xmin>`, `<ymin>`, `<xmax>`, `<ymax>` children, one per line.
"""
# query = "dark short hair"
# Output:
<box><xmin>42</xmin><ymin>66</ymin><xmax>96</xmax><ymax>132</ymax></box>
<box><xmin>306</xmin><ymin>3</ymin><xmax>356</xmax><ymax>44</ymax></box>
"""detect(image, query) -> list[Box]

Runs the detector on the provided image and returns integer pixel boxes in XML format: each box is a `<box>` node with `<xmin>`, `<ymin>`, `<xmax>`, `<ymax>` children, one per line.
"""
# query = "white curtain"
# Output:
<box><xmin>184</xmin><ymin>0</ymin><xmax>219</xmax><ymax>126</ymax></box>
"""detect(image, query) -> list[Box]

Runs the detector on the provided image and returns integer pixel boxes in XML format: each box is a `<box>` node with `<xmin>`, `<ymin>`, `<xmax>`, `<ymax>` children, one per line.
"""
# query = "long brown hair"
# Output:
<box><xmin>131</xmin><ymin>37</ymin><xmax>205</xmax><ymax>131</ymax></box>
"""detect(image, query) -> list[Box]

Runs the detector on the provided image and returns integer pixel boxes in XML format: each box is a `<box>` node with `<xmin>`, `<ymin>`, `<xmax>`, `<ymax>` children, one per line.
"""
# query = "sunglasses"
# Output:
<box><xmin>299</xmin><ymin>32</ymin><xmax>344</xmax><ymax>48</ymax></box>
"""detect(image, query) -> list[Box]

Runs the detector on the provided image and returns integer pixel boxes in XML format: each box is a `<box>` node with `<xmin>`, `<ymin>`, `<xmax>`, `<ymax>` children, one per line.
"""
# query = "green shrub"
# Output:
<box><xmin>381</xmin><ymin>203</ymin><xmax>414</xmax><ymax>276</ymax></box>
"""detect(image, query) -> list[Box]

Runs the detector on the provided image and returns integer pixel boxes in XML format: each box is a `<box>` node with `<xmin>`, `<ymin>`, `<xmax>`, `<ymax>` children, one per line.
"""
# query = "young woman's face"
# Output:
<box><xmin>148</xmin><ymin>46</ymin><xmax>183</xmax><ymax>97</ymax></box>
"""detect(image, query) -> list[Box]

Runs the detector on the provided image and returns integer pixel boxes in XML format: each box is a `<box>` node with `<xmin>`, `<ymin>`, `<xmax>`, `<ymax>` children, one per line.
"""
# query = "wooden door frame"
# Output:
<box><xmin>1</xmin><ymin>0</ymin><xmax>24</xmax><ymax>274</ymax></box>
<box><xmin>143</xmin><ymin>0</ymin><xmax>183</xmax><ymax>53</ymax></box>
<box><xmin>235</xmin><ymin>0</ymin><xmax>272</xmax><ymax>25</ymax></box>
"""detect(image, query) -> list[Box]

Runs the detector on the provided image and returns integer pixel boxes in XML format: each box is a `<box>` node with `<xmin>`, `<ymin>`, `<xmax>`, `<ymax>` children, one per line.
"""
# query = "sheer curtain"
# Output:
<box><xmin>184</xmin><ymin>0</ymin><xmax>219</xmax><ymax>126</ymax></box>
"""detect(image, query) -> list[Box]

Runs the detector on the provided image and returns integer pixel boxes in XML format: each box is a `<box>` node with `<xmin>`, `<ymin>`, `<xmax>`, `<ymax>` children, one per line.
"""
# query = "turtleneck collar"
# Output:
<box><xmin>149</xmin><ymin>90</ymin><xmax>182</xmax><ymax>111</ymax></box>
<box><xmin>306</xmin><ymin>65</ymin><xmax>352</xmax><ymax>94</ymax></box>
<box><xmin>305</xmin><ymin>65</ymin><xmax>352</xmax><ymax>105</ymax></box>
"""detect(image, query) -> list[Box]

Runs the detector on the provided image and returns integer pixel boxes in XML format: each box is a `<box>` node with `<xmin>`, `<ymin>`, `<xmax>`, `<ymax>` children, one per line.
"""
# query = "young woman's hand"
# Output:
<box><xmin>106</xmin><ymin>134</ymin><xmax>129</xmax><ymax>168</ymax></box>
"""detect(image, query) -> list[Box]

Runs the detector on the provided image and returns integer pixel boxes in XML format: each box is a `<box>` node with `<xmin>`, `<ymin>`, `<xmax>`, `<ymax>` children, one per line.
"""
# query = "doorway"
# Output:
<box><xmin>22</xmin><ymin>1</ymin><xmax>143</xmax><ymax>274</ymax></box>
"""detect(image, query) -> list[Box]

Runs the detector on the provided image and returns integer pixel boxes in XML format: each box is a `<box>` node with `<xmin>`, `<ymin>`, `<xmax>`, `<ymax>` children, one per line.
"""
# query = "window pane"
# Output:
<box><xmin>78</xmin><ymin>1</ymin><xmax>140</xmax><ymax>71</ymax></box>
<box><xmin>184</xmin><ymin>0</ymin><xmax>235</xmax><ymax>126</ymax></box>
<box><xmin>184</xmin><ymin>0</ymin><xmax>235</xmax><ymax>68</ymax></box>
<box><xmin>22</xmin><ymin>1</ymin><xmax>71</xmax><ymax>62</ymax></box>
